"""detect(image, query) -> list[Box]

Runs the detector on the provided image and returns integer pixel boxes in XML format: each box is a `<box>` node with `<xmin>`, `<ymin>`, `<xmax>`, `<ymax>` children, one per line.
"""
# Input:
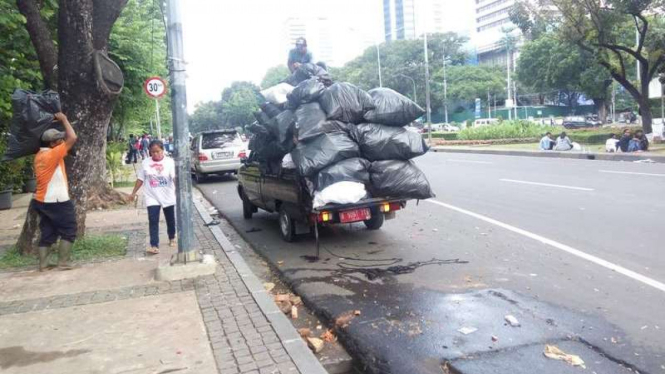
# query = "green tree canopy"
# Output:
<box><xmin>220</xmin><ymin>81</ymin><xmax>262</xmax><ymax>128</ymax></box>
<box><xmin>260</xmin><ymin>65</ymin><xmax>290</xmax><ymax>89</ymax></box>
<box><xmin>189</xmin><ymin>101</ymin><xmax>223</xmax><ymax>134</ymax></box>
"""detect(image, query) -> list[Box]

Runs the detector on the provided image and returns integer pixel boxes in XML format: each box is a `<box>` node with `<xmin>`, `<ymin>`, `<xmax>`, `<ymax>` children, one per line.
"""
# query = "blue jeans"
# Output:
<box><xmin>147</xmin><ymin>205</ymin><xmax>176</xmax><ymax>247</ymax></box>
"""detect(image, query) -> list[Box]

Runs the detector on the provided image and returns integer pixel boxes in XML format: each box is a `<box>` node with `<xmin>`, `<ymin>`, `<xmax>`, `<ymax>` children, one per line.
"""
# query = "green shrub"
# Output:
<box><xmin>0</xmin><ymin>138</ymin><xmax>28</xmax><ymax>191</ymax></box>
<box><xmin>431</xmin><ymin>132</ymin><xmax>459</xmax><ymax>140</ymax></box>
<box><xmin>458</xmin><ymin>120</ymin><xmax>559</xmax><ymax>140</ymax></box>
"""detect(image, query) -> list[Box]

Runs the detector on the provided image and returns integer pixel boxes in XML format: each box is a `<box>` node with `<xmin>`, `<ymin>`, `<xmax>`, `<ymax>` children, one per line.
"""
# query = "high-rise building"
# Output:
<box><xmin>283</xmin><ymin>17</ymin><xmax>334</xmax><ymax>66</ymax></box>
<box><xmin>473</xmin><ymin>0</ymin><xmax>520</xmax><ymax>65</ymax></box>
<box><xmin>384</xmin><ymin>0</ymin><xmax>451</xmax><ymax>41</ymax></box>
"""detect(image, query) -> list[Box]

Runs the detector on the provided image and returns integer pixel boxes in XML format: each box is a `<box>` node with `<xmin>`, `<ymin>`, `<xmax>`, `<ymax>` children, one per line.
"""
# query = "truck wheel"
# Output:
<box><xmin>242</xmin><ymin>194</ymin><xmax>253</xmax><ymax>219</ymax></box>
<box><xmin>364</xmin><ymin>211</ymin><xmax>384</xmax><ymax>230</ymax></box>
<box><xmin>279</xmin><ymin>208</ymin><xmax>295</xmax><ymax>242</ymax></box>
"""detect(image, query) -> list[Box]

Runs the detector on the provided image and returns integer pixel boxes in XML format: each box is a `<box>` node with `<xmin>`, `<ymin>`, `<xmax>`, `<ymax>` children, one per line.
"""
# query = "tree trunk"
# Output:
<box><xmin>594</xmin><ymin>98</ymin><xmax>608</xmax><ymax>123</ymax></box>
<box><xmin>639</xmin><ymin>97</ymin><xmax>653</xmax><ymax>134</ymax></box>
<box><xmin>16</xmin><ymin>207</ymin><xmax>40</xmax><ymax>255</ymax></box>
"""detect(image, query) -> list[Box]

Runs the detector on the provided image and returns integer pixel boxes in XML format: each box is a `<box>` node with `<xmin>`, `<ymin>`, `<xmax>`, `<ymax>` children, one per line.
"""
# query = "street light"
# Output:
<box><xmin>396</xmin><ymin>73</ymin><xmax>417</xmax><ymax>103</ymax></box>
<box><xmin>441</xmin><ymin>40</ymin><xmax>451</xmax><ymax>124</ymax></box>
<box><xmin>423</xmin><ymin>32</ymin><xmax>432</xmax><ymax>144</ymax></box>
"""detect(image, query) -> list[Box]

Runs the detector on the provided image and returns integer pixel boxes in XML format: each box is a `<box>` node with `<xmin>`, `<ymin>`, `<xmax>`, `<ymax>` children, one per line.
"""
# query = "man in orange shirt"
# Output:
<box><xmin>33</xmin><ymin>112</ymin><xmax>78</xmax><ymax>271</ymax></box>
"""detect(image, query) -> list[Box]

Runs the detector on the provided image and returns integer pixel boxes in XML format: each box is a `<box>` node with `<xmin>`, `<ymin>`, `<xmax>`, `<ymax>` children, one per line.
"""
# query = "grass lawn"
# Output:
<box><xmin>0</xmin><ymin>234</ymin><xmax>128</xmax><ymax>270</ymax></box>
<box><xmin>444</xmin><ymin>142</ymin><xmax>665</xmax><ymax>155</ymax></box>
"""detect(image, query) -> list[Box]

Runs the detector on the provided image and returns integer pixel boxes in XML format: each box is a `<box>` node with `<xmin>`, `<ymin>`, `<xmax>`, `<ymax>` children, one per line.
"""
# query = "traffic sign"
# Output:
<box><xmin>144</xmin><ymin>76</ymin><xmax>167</xmax><ymax>98</ymax></box>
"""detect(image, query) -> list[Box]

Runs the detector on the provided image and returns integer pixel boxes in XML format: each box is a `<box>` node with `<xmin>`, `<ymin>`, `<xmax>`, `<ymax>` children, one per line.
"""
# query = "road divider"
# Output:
<box><xmin>499</xmin><ymin>179</ymin><xmax>594</xmax><ymax>191</ymax></box>
<box><xmin>425</xmin><ymin>199</ymin><xmax>665</xmax><ymax>293</ymax></box>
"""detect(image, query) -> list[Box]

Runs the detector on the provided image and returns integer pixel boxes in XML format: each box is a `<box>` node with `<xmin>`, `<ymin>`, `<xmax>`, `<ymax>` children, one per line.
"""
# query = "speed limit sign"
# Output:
<box><xmin>144</xmin><ymin>76</ymin><xmax>167</xmax><ymax>98</ymax></box>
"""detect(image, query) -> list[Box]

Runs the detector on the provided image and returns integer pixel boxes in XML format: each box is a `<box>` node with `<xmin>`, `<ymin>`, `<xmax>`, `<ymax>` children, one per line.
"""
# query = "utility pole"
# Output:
<box><xmin>442</xmin><ymin>40</ymin><xmax>448</xmax><ymax>124</ymax></box>
<box><xmin>155</xmin><ymin>99</ymin><xmax>162</xmax><ymax>139</ymax></box>
<box><xmin>513</xmin><ymin>81</ymin><xmax>518</xmax><ymax>120</ymax></box>
<box><xmin>423</xmin><ymin>32</ymin><xmax>432</xmax><ymax>144</ymax></box>
<box><xmin>507</xmin><ymin>48</ymin><xmax>512</xmax><ymax>120</ymax></box>
<box><xmin>166</xmin><ymin>0</ymin><xmax>196</xmax><ymax>261</ymax></box>
<box><xmin>375</xmin><ymin>43</ymin><xmax>383</xmax><ymax>87</ymax></box>
<box><xmin>487</xmin><ymin>90</ymin><xmax>491</xmax><ymax>118</ymax></box>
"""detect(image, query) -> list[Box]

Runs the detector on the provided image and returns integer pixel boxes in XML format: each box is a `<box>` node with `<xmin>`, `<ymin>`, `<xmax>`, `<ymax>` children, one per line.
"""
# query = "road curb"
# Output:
<box><xmin>430</xmin><ymin>147</ymin><xmax>665</xmax><ymax>163</ymax></box>
<box><xmin>193</xmin><ymin>196</ymin><xmax>329</xmax><ymax>374</ymax></box>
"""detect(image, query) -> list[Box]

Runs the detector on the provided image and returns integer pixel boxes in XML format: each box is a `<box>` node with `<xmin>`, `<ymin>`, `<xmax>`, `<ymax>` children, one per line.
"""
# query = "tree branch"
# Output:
<box><xmin>92</xmin><ymin>0</ymin><xmax>129</xmax><ymax>51</ymax></box>
<box><xmin>596</xmin><ymin>43</ymin><xmax>647</xmax><ymax>65</ymax></box>
<box><xmin>649</xmin><ymin>55</ymin><xmax>665</xmax><ymax>81</ymax></box>
<box><xmin>16</xmin><ymin>0</ymin><xmax>58</xmax><ymax>89</ymax></box>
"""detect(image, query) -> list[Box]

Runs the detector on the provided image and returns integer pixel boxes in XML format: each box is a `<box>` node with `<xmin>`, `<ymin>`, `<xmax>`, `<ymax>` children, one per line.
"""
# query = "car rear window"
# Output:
<box><xmin>201</xmin><ymin>132</ymin><xmax>237</xmax><ymax>150</ymax></box>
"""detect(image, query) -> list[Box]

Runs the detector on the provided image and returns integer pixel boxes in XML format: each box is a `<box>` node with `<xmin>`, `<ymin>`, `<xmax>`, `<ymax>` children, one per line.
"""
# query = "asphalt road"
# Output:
<box><xmin>198</xmin><ymin>153</ymin><xmax>665</xmax><ymax>374</ymax></box>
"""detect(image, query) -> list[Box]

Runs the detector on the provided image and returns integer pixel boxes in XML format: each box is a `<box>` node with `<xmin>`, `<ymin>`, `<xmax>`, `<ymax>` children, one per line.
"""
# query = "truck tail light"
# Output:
<box><xmin>198</xmin><ymin>153</ymin><xmax>209</xmax><ymax>161</ymax></box>
<box><xmin>379</xmin><ymin>202</ymin><xmax>402</xmax><ymax>213</ymax></box>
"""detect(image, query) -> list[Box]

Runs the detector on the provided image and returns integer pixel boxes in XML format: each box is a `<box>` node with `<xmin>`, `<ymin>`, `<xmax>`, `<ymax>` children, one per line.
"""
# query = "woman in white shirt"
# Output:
<box><xmin>128</xmin><ymin>140</ymin><xmax>176</xmax><ymax>254</ymax></box>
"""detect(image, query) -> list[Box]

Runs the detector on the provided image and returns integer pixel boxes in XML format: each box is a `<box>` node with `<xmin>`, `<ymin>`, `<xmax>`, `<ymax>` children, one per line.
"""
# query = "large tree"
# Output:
<box><xmin>190</xmin><ymin>101</ymin><xmax>224</xmax><ymax>134</ymax></box>
<box><xmin>540</xmin><ymin>0</ymin><xmax>665</xmax><ymax>133</ymax></box>
<box><xmin>15</xmin><ymin>0</ymin><xmax>130</xmax><ymax>253</ymax></box>
<box><xmin>220</xmin><ymin>81</ymin><xmax>261</xmax><ymax>128</ymax></box>
<box><xmin>260</xmin><ymin>65</ymin><xmax>290</xmax><ymax>89</ymax></box>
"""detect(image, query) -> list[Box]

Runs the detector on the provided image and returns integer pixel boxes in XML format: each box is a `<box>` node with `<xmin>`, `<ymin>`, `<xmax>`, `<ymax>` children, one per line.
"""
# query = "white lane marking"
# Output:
<box><xmin>499</xmin><ymin>179</ymin><xmax>594</xmax><ymax>191</ymax></box>
<box><xmin>599</xmin><ymin>170</ymin><xmax>665</xmax><ymax>177</ymax></box>
<box><xmin>425</xmin><ymin>199</ymin><xmax>665</xmax><ymax>293</ymax></box>
<box><xmin>447</xmin><ymin>159</ymin><xmax>494</xmax><ymax>164</ymax></box>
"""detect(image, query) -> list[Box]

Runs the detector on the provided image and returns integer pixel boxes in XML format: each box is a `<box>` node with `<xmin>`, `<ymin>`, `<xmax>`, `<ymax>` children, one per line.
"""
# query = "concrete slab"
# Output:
<box><xmin>0</xmin><ymin>291</ymin><xmax>216</xmax><ymax>374</ymax></box>
<box><xmin>0</xmin><ymin>258</ymin><xmax>158</xmax><ymax>302</ymax></box>
<box><xmin>155</xmin><ymin>261</ymin><xmax>217</xmax><ymax>282</ymax></box>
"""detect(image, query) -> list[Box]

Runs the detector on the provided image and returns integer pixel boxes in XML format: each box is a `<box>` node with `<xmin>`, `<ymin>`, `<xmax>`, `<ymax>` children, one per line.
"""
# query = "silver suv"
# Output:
<box><xmin>190</xmin><ymin>130</ymin><xmax>247</xmax><ymax>182</ymax></box>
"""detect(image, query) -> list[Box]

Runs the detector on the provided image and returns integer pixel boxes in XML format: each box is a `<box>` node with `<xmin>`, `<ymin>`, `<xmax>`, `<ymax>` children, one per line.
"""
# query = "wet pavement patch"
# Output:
<box><xmin>0</xmin><ymin>346</ymin><xmax>90</xmax><ymax>369</ymax></box>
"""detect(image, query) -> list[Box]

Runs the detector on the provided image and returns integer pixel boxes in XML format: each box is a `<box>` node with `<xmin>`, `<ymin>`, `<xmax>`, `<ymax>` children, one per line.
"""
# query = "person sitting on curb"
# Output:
<box><xmin>554</xmin><ymin>132</ymin><xmax>573</xmax><ymax>151</ymax></box>
<box><xmin>605</xmin><ymin>134</ymin><xmax>619</xmax><ymax>152</ymax></box>
<box><xmin>34</xmin><ymin>113</ymin><xmax>79</xmax><ymax>271</ymax></box>
<box><xmin>617</xmin><ymin>128</ymin><xmax>632</xmax><ymax>152</ymax></box>
<box><xmin>628</xmin><ymin>129</ymin><xmax>649</xmax><ymax>152</ymax></box>
<box><xmin>539</xmin><ymin>132</ymin><xmax>555</xmax><ymax>150</ymax></box>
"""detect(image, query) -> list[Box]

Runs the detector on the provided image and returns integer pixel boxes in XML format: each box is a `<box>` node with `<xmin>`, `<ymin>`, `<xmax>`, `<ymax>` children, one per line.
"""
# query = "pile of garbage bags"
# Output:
<box><xmin>3</xmin><ymin>89</ymin><xmax>62</xmax><ymax>161</ymax></box>
<box><xmin>247</xmin><ymin>64</ymin><xmax>434</xmax><ymax>208</ymax></box>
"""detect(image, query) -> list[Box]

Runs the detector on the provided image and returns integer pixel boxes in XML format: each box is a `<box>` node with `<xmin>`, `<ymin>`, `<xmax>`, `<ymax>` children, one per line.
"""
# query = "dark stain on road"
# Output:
<box><xmin>0</xmin><ymin>346</ymin><xmax>90</xmax><ymax>368</ymax></box>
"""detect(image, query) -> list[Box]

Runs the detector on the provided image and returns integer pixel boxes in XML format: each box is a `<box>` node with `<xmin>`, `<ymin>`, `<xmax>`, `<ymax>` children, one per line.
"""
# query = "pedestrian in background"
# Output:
<box><xmin>127</xmin><ymin>134</ymin><xmax>139</xmax><ymax>164</ymax></box>
<box><xmin>539</xmin><ymin>132</ymin><xmax>555</xmax><ymax>150</ymax></box>
<box><xmin>140</xmin><ymin>134</ymin><xmax>150</xmax><ymax>159</ymax></box>
<box><xmin>554</xmin><ymin>132</ymin><xmax>573</xmax><ymax>151</ymax></box>
<box><xmin>617</xmin><ymin>128</ymin><xmax>632</xmax><ymax>152</ymax></box>
<box><xmin>605</xmin><ymin>134</ymin><xmax>619</xmax><ymax>152</ymax></box>
<box><xmin>128</xmin><ymin>140</ymin><xmax>176</xmax><ymax>254</ymax></box>
<box><xmin>628</xmin><ymin>130</ymin><xmax>649</xmax><ymax>152</ymax></box>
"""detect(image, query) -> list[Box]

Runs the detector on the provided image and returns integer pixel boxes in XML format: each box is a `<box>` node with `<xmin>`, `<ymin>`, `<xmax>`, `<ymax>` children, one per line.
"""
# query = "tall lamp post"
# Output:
<box><xmin>375</xmin><ymin>44</ymin><xmax>383</xmax><ymax>87</ymax></box>
<box><xmin>166</xmin><ymin>0</ymin><xmax>196</xmax><ymax>261</ymax></box>
<box><xmin>423</xmin><ymin>32</ymin><xmax>432</xmax><ymax>144</ymax></box>
<box><xmin>659</xmin><ymin>73</ymin><xmax>665</xmax><ymax>126</ymax></box>
<box><xmin>396</xmin><ymin>73</ymin><xmax>417</xmax><ymax>103</ymax></box>
<box><xmin>442</xmin><ymin>40</ymin><xmax>449</xmax><ymax>124</ymax></box>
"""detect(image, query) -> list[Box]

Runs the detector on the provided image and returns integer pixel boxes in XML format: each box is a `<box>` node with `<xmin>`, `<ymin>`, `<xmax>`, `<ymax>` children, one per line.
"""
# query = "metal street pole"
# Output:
<box><xmin>513</xmin><ymin>81</ymin><xmax>518</xmax><ymax>120</ymax></box>
<box><xmin>487</xmin><ymin>90</ymin><xmax>491</xmax><ymax>119</ymax></box>
<box><xmin>376</xmin><ymin>44</ymin><xmax>383</xmax><ymax>87</ymax></box>
<box><xmin>166</xmin><ymin>0</ymin><xmax>195</xmax><ymax>261</ymax></box>
<box><xmin>423</xmin><ymin>32</ymin><xmax>432</xmax><ymax>144</ymax></box>
<box><xmin>507</xmin><ymin>49</ymin><xmax>512</xmax><ymax>120</ymax></box>
<box><xmin>442</xmin><ymin>41</ymin><xmax>448</xmax><ymax>124</ymax></box>
<box><xmin>397</xmin><ymin>73</ymin><xmax>416</xmax><ymax>103</ymax></box>
<box><xmin>155</xmin><ymin>99</ymin><xmax>162</xmax><ymax>139</ymax></box>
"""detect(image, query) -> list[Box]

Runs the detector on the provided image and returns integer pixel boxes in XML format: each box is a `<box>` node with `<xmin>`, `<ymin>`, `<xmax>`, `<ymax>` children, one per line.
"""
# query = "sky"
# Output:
<box><xmin>181</xmin><ymin>0</ymin><xmax>474</xmax><ymax>112</ymax></box>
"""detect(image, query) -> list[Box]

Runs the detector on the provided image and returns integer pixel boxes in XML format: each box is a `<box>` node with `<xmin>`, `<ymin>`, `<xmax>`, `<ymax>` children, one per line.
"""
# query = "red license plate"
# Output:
<box><xmin>339</xmin><ymin>208</ymin><xmax>371</xmax><ymax>223</ymax></box>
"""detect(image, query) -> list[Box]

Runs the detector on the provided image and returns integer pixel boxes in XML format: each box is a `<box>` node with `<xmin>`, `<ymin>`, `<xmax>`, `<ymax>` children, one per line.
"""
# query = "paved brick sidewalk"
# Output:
<box><xmin>0</xmin><ymin>191</ymin><xmax>327</xmax><ymax>374</ymax></box>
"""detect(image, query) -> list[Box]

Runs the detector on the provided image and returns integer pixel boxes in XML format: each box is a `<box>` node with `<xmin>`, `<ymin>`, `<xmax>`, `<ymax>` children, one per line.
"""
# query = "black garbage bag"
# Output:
<box><xmin>294</xmin><ymin>102</ymin><xmax>325</xmax><ymax>140</ymax></box>
<box><xmin>260</xmin><ymin>102</ymin><xmax>283</xmax><ymax>118</ymax></box>
<box><xmin>246</xmin><ymin>122</ymin><xmax>289</xmax><ymax>163</ymax></box>
<box><xmin>283</xmin><ymin>63</ymin><xmax>332</xmax><ymax>87</ymax></box>
<box><xmin>363</xmin><ymin>88</ymin><xmax>425</xmax><ymax>127</ymax></box>
<box><xmin>290</xmin><ymin>132</ymin><xmax>360</xmax><ymax>176</ymax></box>
<box><xmin>246</xmin><ymin>121</ymin><xmax>271</xmax><ymax>136</ymax></box>
<box><xmin>316</xmin><ymin>157</ymin><xmax>370</xmax><ymax>191</ymax></box>
<box><xmin>287</xmin><ymin>77</ymin><xmax>326</xmax><ymax>107</ymax></box>
<box><xmin>369</xmin><ymin>160</ymin><xmax>435</xmax><ymax>199</ymax></box>
<box><xmin>268</xmin><ymin>110</ymin><xmax>297</xmax><ymax>152</ymax></box>
<box><xmin>355</xmin><ymin>123</ymin><xmax>428</xmax><ymax>161</ymax></box>
<box><xmin>318</xmin><ymin>82</ymin><xmax>375</xmax><ymax>124</ymax></box>
<box><xmin>3</xmin><ymin>89</ymin><xmax>62</xmax><ymax>161</ymax></box>
<box><xmin>253</xmin><ymin>111</ymin><xmax>272</xmax><ymax>126</ymax></box>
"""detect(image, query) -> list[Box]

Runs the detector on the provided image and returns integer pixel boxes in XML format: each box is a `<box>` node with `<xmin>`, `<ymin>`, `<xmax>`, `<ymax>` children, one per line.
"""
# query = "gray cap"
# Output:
<box><xmin>41</xmin><ymin>129</ymin><xmax>66</xmax><ymax>143</ymax></box>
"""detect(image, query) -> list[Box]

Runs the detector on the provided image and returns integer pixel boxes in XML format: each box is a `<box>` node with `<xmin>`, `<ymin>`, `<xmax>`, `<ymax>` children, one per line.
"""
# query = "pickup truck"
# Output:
<box><xmin>237</xmin><ymin>162</ymin><xmax>407</xmax><ymax>255</ymax></box>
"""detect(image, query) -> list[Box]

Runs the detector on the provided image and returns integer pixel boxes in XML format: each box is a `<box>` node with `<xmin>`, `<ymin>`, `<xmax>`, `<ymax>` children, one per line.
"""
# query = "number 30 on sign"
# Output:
<box><xmin>144</xmin><ymin>77</ymin><xmax>167</xmax><ymax>98</ymax></box>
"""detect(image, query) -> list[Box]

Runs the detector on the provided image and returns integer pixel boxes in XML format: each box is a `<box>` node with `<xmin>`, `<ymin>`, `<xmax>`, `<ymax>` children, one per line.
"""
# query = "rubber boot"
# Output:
<box><xmin>57</xmin><ymin>240</ymin><xmax>77</xmax><ymax>270</ymax></box>
<box><xmin>38</xmin><ymin>247</ymin><xmax>49</xmax><ymax>272</ymax></box>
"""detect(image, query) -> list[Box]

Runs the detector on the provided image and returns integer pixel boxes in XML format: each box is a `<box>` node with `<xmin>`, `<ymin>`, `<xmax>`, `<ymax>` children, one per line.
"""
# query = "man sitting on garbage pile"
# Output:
<box><xmin>288</xmin><ymin>37</ymin><xmax>313</xmax><ymax>73</ymax></box>
<box><xmin>33</xmin><ymin>112</ymin><xmax>79</xmax><ymax>271</ymax></box>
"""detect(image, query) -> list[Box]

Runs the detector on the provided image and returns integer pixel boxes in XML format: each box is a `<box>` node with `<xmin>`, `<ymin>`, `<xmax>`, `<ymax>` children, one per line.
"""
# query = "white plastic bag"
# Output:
<box><xmin>260</xmin><ymin>83</ymin><xmax>294</xmax><ymax>105</ymax></box>
<box><xmin>282</xmin><ymin>153</ymin><xmax>296</xmax><ymax>169</ymax></box>
<box><xmin>312</xmin><ymin>181</ymin><xmax>366</xmax><ymax>209</ymax></box>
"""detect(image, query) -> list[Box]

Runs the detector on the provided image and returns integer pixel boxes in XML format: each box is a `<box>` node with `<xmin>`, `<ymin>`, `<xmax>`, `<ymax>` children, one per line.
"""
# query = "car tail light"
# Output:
<box><xmin>198</xmin><ymin>153</ymin><xmax>208</xmax><ymax>161</ymax></box>
<box><xmin>238</xmin><ymin>150</ymin><xmax>247</xmax><ymax>159</ymax></box>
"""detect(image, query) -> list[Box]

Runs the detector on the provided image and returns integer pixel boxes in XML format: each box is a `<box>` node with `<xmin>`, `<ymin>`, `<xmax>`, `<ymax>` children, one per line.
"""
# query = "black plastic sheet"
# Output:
<box><xmin>316</xmin><ymin>157</ymin><xmax>370</xmax><ymax>191</ymax></box>
<box><xmin>260</xmin><ymin>102</ymin><xmax>283</xmax><ymax>118</ymax></box>
<box><xmin>290</xmin><ymin>132</ymin><xmax>360</xmax><ymax>176</ymax></box>
<box><xmin>283</xmin><ymin>63</ymin><xmax>331</xmax><ymax>87</ymax></box>
<box><xmin>295</xmin><ymin>102</ymin><xmax>326</xmax><ymax>141</ymax></box>
<box><xmin>363</xmin><ymin>88</ymin><xmax>425</xmax><ymax>127</ymax></box>
<box><xmin>3</xmin><ymin>89</ymin><xmax>62</xmax><ymax>161</ymax></box>
<box><xmin>270</xmin><ymin>110</ymin><xmax>297</xmax><ymax>152</ymax></box>
<box><xmin>318</xmin><ymin>82</ymin><xmax>374</xmax><ymax>124</ymax></box>
<box><xmin>369</xmin><ymin>160</ymin><xmax>434</xmax><ymax>199</ymax></box>
<box><xmin>355</xmin><ymin>123</ymin><xmax>428</xmax><ymax>161</ymax></box>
